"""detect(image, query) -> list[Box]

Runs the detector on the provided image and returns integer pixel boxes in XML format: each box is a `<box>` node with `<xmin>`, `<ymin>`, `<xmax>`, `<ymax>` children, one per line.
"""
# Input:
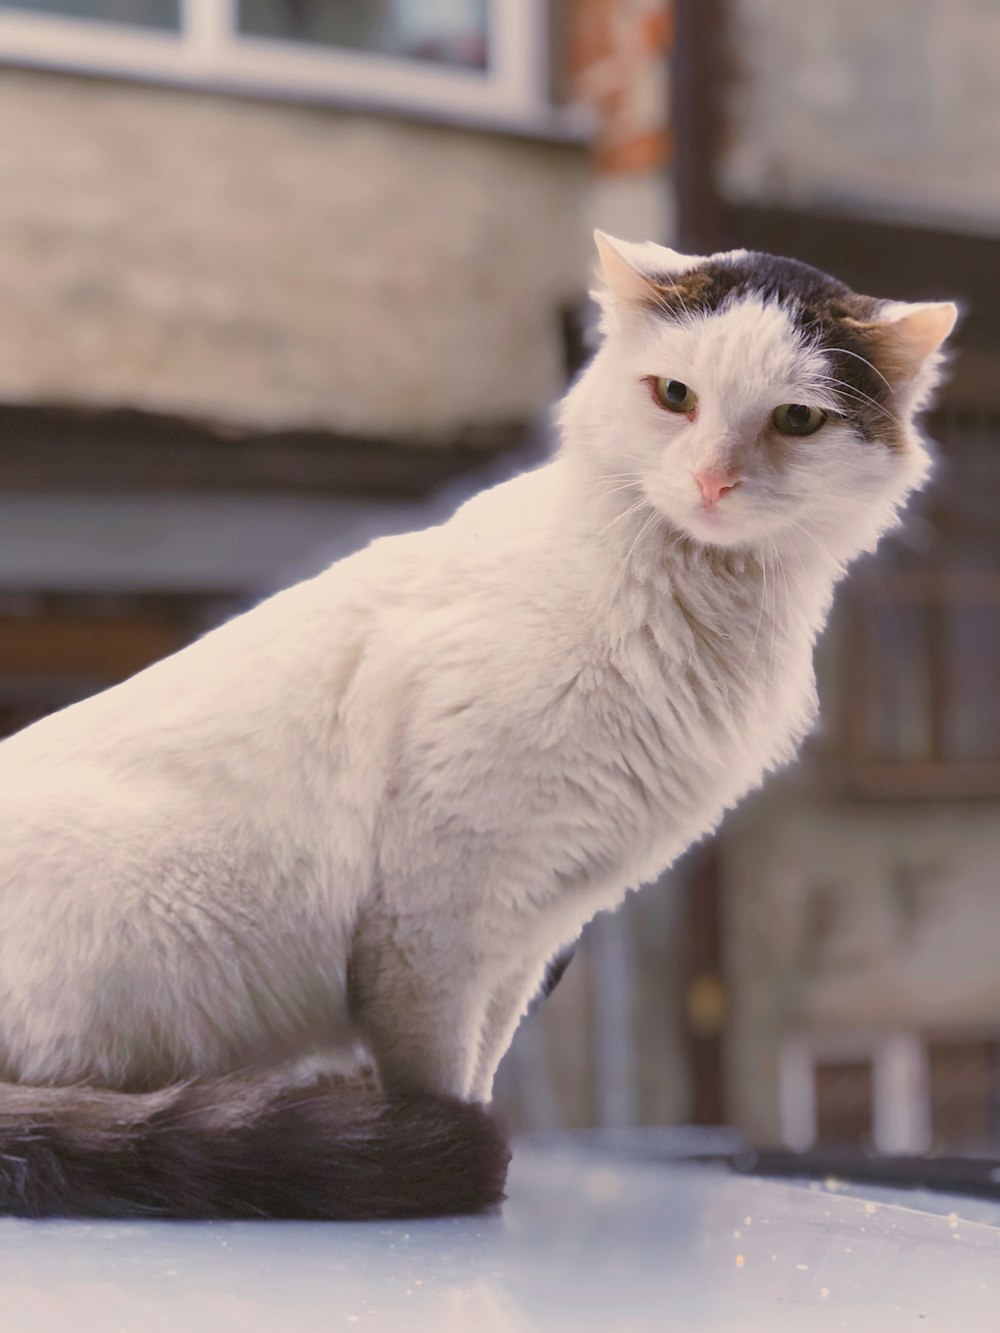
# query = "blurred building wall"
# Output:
<box><xmin>0</xmin><ymin>67</ymin><xmax>588</xmax><ymax>438</ymax></box>
<box><xmin>723</xmin><ymin>0</ymin><xmax>1000</xmax><ymax>231</ymax></box>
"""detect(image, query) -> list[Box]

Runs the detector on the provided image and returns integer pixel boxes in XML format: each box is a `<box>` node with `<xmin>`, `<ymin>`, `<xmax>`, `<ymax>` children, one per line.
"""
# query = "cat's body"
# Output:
<box><xmin>0</xmin><ymin>461</ymin><xmax>818</xmax><ymax>1095</ymax></box>
<box><xmin>0</xmin><ymin>237</ymin><xmax>956</xmax><ymax>1217</ymax></box>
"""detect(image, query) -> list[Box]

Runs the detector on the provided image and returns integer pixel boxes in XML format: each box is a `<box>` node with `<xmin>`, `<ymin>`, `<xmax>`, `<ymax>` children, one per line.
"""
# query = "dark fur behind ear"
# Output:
<box><xmin>0</xmin><ymin>1073</ymin><xmax>510</xmax><ymax>1219</ymax></box>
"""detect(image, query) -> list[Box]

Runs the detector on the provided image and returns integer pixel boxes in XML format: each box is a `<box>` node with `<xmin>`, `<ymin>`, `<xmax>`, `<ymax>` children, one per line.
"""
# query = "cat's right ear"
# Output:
<box><xmin>592</xmin><ymin>231</ymin><xmax>708</xmax><ymax>320</ymax></box>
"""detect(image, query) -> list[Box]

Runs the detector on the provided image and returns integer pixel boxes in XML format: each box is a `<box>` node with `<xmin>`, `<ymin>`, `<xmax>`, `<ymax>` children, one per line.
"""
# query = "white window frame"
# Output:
<box><xmin>0</xmin><ymin>0</ymin><xmax>573</xmax><ymax>133</ymax></box>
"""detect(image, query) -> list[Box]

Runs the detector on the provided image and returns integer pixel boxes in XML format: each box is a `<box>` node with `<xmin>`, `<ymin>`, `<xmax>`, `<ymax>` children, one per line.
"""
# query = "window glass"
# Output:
<box><xmin>836</xmin><ymin>408</ymin><xmax>1000</xmax><ymax>792</ymax></box>
<box><xmin>859</xmin><ymin>595</ymin><xmax>934</xmax><ymax>764</ymax></box>
<box><xmin>237</xmin><ymin>0</ymin><xmax>490</xmax><ymax>70</ymax></box>
<box><xmin>0</xmin><ymin>0</ymin><xmax>180</xmax><ymax>27</ymax></box>
<box><xmin>947</xmin><ymin>601</ymin><xmax>1000</xmax><ymax>762</ymax></box>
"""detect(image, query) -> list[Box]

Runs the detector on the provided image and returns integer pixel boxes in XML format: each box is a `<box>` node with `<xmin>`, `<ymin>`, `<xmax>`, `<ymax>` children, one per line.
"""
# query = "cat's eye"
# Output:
<box><xmin>649</xmin><ymin>377</ymin><xmax>697</xmax><ymax>414</ymax></box>
<box><xmin>772</xmin><ymin>403</ymin><xmax>827</xmax><ymax>437</ymax></box>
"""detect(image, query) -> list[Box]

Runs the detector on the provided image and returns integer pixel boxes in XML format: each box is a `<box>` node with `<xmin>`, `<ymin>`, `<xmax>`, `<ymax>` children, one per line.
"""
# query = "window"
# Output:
<box><xmin>1</xmin><ymin>0</ymin><xmax>177</xmax><ymax>25</ymax></box>
<box><xmin>0</xmin><ymin>0</ymin><xmax>560</xmax><ymax>129</ymax></box>
<box><xmin>835</xmin><ymin>408</ymin><xmax>1000</xmax><ymax>797</ymax></box>
<box><xmin>237</xmin><ymin>1</ymin><xmax>489</xmax><ymax>70</ymax></box>
<box><xmin>843</xmin><ymin>571</ymin><xmax>1000</xmax><ymax>795</ymax></box>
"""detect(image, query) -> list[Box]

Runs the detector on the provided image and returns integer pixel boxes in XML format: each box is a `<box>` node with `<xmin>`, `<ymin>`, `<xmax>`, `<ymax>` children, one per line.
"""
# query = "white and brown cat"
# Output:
<box><xmin>0</xmin><ymin>235</ymin><xmax>956</xmax><ymax>1217</ymax></box>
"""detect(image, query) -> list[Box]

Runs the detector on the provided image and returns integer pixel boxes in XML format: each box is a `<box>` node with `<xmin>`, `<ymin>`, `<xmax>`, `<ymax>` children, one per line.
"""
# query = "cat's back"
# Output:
<box><xmin>0</xmin><ymin>470</ymin><xmax>552</xmax><ymax>839</ymax></box>
<box><xmin>0</xmin><ymin>534</ymin><xmax>387</xmax><ymax>768</ymax></box>
<box><xmin>0</xmin><ymin>460</ymin><xmax>572</xmax><ymax>858</ymax></box>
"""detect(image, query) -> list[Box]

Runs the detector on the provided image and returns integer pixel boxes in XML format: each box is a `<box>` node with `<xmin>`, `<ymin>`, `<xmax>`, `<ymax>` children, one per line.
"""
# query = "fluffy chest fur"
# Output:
<box><xmin>360</xmin><ymin>462</ymin><xmax>822</xmax><ymax>956</ymax></box>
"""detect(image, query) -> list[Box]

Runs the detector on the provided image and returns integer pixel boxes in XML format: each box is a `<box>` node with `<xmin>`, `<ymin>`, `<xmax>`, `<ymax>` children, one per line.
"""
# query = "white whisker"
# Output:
<box><xmin>589</xmin><ymin>481</ymin><xmax>645</xmax><ymax>503</ymax></box>
<box><xmin>822</xmin><ymin>345</ymin><xmax>892</xmax><ymax>392</ymax></box>
<box><xmin>809</xmin><ymin>374</ymin><xmax>898</xmax><ymax>426</ymax></box>
<box><xmin>786</xmin><ymin>518</ymin><xmax>841</xmax><ymax>569</ymax></box>
<box><xmin>611</xmin><ymin>509</ymin><xmax>662</xmax><ymax>602</ymax></box>
<box><xmin>745</xmin><ymin>544</ymin><xmax>768</xmax><ymax>690</ymax></box>
<box><xmin>596</xmin><ymin>497</ymin><xmax>650</xmax><ymax>539</ymax></box>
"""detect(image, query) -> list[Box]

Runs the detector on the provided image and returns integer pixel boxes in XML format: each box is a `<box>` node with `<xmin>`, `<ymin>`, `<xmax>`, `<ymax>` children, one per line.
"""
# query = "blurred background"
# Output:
<box><xmin>0</xmin><ymin>0</ymin><xmax>997</xmax><ymax>1158</ymax></box>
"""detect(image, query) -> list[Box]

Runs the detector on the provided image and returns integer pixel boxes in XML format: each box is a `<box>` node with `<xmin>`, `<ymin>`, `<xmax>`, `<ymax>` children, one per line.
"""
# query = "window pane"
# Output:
<box><xmin>237</xmin><ymin>0</ymin><xmax>490</xmax><ymax>70</ymax></box>
<box><xmin>860</xmin><ymin>597</ymin><xmax>935</xmax><ymax>763</ymax></box>
<box><xmin>946</xmin><ymin>600</ymin><xmax>1000</xmax><ymax>761</ymax></box>
<box><xmin>0</xmin><ymin>0</ymin><xmax>180</xmax><ymax>27</ymax></box>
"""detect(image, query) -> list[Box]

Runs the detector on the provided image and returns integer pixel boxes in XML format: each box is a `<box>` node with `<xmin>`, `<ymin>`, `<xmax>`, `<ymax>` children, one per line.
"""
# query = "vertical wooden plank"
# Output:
<box><xmin>678</xmin><ymin>842</ymin><xmax>727</xmax><ymax>1124</ymax></box>
<box><xmin>672</xmin><ymin>0</ymin><xmax>728</xmax><ymax>252</ymax></box>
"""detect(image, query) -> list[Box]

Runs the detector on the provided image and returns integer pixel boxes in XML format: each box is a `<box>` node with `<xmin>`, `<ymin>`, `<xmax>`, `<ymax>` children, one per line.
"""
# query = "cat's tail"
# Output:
<box><xmin>0</xmin><ymin>1070</ymin><xmax>510</xmax><ymax>1219</ymax></box>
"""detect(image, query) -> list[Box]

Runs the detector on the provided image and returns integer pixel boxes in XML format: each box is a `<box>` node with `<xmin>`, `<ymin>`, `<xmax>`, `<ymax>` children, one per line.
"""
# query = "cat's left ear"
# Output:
<box><xmin>855</xmin><ymin>300</ymin><xmax>960</xmax><ymax>384</ymax></box>
<box><xmin>593</xmin><ymin>231</ymin><xmax>708</xmax><ymax>311</ymax></box>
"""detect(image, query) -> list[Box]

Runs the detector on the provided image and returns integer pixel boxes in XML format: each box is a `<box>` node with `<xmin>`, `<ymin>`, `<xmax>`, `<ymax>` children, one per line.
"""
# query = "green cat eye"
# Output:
<box><xmin>650</xmin><ymin>378</ymin><xmax>698</xmax><ymax>414</ymax></box>
<box><xmin>772</xmin><ymin>403</ymin><xmax>827</xmax><ymax>436</ymax></box>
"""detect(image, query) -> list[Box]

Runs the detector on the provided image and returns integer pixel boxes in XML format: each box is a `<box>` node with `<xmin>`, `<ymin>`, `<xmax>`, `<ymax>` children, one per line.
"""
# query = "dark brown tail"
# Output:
<box><xmin>0</xmin><ymin>1071</ymin><xmax>510</xmax><ymax>1219</ymax></box>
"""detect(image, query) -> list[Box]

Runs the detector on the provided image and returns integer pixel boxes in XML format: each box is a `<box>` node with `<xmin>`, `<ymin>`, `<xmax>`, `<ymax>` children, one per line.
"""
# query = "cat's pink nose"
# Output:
<box><xmin>693</xmin><ymin>470</ymin><xmax>741</xmax><ymax>506</ymax></box>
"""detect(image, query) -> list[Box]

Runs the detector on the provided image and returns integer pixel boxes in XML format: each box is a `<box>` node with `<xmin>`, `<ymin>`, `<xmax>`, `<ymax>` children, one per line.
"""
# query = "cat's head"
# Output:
<box><xmin>563</xmin><ymin>232</ymin><xmax>958</xmax><ymax>559</ymax></box>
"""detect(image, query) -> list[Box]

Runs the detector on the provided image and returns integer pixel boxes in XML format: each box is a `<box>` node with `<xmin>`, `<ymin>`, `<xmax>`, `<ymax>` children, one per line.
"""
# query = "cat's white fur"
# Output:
<box><xmin>0</xmin><ymin>237</ymin><xmax>955</xmax><ymax>1103</ymax></box>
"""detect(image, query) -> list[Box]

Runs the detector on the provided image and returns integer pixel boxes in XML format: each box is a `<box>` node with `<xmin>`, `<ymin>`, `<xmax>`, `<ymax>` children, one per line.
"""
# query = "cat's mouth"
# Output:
<box><xmin>688</xmin><ymin>498</ymin><xmax>746</xmax><ymax>538</ymax></box>
<box><xmin>643</xmin><ymin>477</ymin><xmax>770</xmax><ymax>549</ymax></box>
<box><xmin>681</xmin><ymin>498</ymin><xmax>759</xmax><ymax>548</ymax></box>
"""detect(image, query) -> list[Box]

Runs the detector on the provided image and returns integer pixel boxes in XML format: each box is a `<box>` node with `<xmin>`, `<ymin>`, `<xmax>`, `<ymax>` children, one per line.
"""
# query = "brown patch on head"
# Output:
<box><xmin>643</xmin><ymin>266</ymin><xmax>721</xmax><ymax>318</ymax></box>
<box><xmin>639</xmin><ymin>252</ymin><xmax>913</xmax><ymax>450</ymax></box>
<box><xmin>845</xmin><ymin>319</ymin><xmax>918</xmax><ymax>386</ymax></box>
<box><xmin>809</xmin><ymin>300</ymin><xmax>909</xmax><ymax>453</ymax></box>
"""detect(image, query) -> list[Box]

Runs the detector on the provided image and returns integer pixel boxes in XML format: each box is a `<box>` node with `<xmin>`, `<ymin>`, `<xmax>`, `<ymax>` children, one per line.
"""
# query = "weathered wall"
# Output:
<box><xmin>0</xmin><ymin>69</ymin><xmax>589</xmax><ymax>438</ymax></box>
<box><xmin>722</xmin><ymin>776</ymin><xmax>1000</xmax><ymax>1143</ymax></box>
<box><xmin>723</xmin><ymin>0</ymin><xmax>1000</xmax><ymax>232</ymax></box>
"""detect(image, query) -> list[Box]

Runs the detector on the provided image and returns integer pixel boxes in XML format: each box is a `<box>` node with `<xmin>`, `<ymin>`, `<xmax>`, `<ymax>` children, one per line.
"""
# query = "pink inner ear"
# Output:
<box><xmin>890</xmin><ymin>303</ymin><xmax>959</xmax><ymax>365</ymax></box>
<box><xmin>594</xmin><ymin>232</ymin><xmax>661</xmax><ymax>305</ymax></box>
<box><xmin>593</xmin><ymin>233</ymin><xmax>709</xmax><ymax>307</ymax></box>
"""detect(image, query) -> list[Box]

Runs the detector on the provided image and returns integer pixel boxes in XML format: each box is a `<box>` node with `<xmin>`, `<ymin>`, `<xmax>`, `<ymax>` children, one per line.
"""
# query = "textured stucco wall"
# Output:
<box><xmin>723</xmin><ymin>0</ymin><xmax>1000</xmax><ymax>231</ymax></box>
<box><xmin>722</xmin><ymin>777</ymin><xmax>1000</xmax><ymax>1143</ymax></box>
<box><xmin>0</xmin><ymin>70</ymin><xmax>590</xmax><ymax>438</ymax></box>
